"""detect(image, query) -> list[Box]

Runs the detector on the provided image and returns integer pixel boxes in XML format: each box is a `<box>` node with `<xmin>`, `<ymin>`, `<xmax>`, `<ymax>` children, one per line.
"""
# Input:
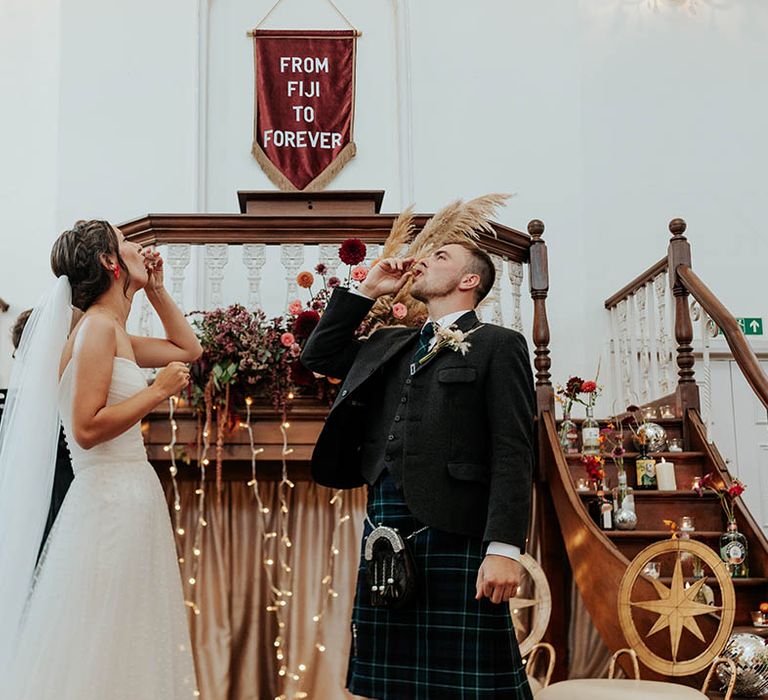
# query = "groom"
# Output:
<box><xmin>301</xmin><ymin>241</ymin><xmax>535</xmax><ymax>699</ymax></box>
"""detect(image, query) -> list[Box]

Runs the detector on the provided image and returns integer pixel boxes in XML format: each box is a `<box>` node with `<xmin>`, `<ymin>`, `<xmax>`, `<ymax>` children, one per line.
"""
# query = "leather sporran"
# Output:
<box><xmin>364</xmin><ymin>525</ymin><xmax>417</xmax><ymax>609</ymax></box>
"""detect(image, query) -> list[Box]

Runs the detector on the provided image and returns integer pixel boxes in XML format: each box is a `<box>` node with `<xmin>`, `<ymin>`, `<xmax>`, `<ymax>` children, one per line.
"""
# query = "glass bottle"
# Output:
<box><xmin>559</xmin><ymin>410</ymin><xmax>579</xmax><ymax>454</ymax></box>
<box><xmin>589</xmin><ymin>485</ymin><xmax>614</xmax><ymax>531</ymax></box>
<box><xmin>612</xmin><ymin>469</ymin><xmax>638</xmax><ymax>530</ymax></box>
<box><xmin>581</xmin><ymin>406</ymin><xmax>600</xmax><ymax>456</ymax></box>
<box><xmin>635</xmin><ymin>441</ymin><xmax>657</xmax><ymax>490</ymax></box>
<box><xmin>720</xmin><ymin>519</ymin><xmax>749</xmax><ymax>578</ymax></box>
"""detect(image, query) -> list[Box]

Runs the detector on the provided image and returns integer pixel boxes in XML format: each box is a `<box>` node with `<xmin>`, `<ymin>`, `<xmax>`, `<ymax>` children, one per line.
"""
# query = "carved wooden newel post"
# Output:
<box><xmin>528</xmin><ymin>219</ymin><xmax>553</xmax><ymax>415</ymax></box>
<box><xmin>667</xmin><ymin>218</ymin><xmax>700</xmax><ymax>417</ymax></box>
<box><xmin>527</xmin><ymin>219</ymin><xmax>568</xmax><ymax>680</ymax></box>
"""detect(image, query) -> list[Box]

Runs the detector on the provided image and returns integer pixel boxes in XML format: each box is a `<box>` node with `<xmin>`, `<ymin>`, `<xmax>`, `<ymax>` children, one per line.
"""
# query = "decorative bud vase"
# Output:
<box><xmin>720</xmin><ymin>519</ymin><xmax>749</xmax><ymax>578</ymax></box>
<box><xmin>612</xmin><ymin>469</ymin><xmax>637</xmax><ymax>531</ymax></box>
<box><xmin>559</xmin><ymin>412</ymin><xmax>579</xmax><ymax>455</ymax></box>
<box><xmin>581</xmin><ymin>406</ymin><xmax>600</xmax><ymax>456</ymax></box>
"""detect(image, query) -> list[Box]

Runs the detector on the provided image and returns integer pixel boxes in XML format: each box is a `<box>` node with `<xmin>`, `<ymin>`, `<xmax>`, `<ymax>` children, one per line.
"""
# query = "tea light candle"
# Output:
<box><xmin>642</xmin><ymin>406</ymin><xmax>659</xmax><ymax>420</ymax></box>
<box><xmin>576</xmin><ymin>478</ymin><xmax>590</xmax><ymax>492</ymax></box>
<box><xmin>679</xmin><ymin>515</ymin><xmax>695</xmax><ymax>532</ymax></box>
<box><xmin>656</xmin><ymin>458</ymin><xmax>677</xmax><ymax>491</ymax></box>
<box><xmin>659</xmin><ymin>405</ymin><xmax>675</xmax><ymax>419</ymax></box>
<box><xmin>668</xmin><ymin>438</ymin><xmax>683</xmax><ymax>453</ymax></box>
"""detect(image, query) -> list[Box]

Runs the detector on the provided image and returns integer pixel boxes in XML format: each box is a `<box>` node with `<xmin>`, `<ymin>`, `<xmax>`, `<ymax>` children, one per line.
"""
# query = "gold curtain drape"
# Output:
<box><xmin>165</xmin><ymin>479</ymin><xmax>369</xmax><ymax>700</ymax></box>
<box><xmin>165</xmin><ymin>476</ymin><xmax>609</xmax><ymax>697</ymax></box>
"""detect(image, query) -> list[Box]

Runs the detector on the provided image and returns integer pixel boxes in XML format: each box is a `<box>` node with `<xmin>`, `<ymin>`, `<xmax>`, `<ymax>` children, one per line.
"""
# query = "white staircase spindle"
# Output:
<box><xmin>645</xmin><ymin>279</ymin><xmax>662</xmax><ymax>400</ymax></box>
<box><xmin>636</xmin><ymin>283</ymin><xmax>652</xmax><ymax>402</ymax></box>
<box><xmin>139</xmin><ymin>291</ymin><xmax>153</xmax><ymax>338</ymax></box>
<box><xmin>204</xmin><ymin>243</ymin><xmax>229</xmax><ymax>309</ymax></box>
<box><xmin>489</xmin><ymin>254</ymin><xmax>504</xmax><ymax>326</ymax></box>
<box><xmin>281</xmin><ymin>243</ymin><xmax>305</xmax><ymax>309</ymax></box>
<box><xmin>242</xmin><ymin>244</ymin><xmax>267</xmax><ymax>309</ymax></box>
<box><xmin>318</xmin><ymin>243</ymin><xmax>341</xmax><ymax>278</ymax></box>
<box><xmin>166</xmin><ymin>244</ymin><xmax>191</xmax><ymax>310</ymax></box>
<box><xmin>616</xmin><ymin>299</ymin><xmax>633</xmax><ymax>408</ymax></box>
<box><xmin>364</xmin><ymin>243</ymin><xmax>381</xmax><ymax>269</ymax></box>
<box><xmin>654</xmin><ymin>272</ymin><xmax>673</xmax><ymax>394</ymax></box>
<box><xmin>507</xmin><ymin>260</ymin><xmax>524</xmax><ymax>333</ymax></box>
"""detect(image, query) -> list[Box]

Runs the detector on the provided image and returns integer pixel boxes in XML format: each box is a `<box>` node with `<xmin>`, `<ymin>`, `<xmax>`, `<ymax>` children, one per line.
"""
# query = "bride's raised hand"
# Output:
<box><xmin>153</xmin><ymin>361</ymin><xmax>190</xmax><ymax>400</ymax></box>
<box><xmin>143</xmin><ymin>248</ymin><xmax>165</xmax><ymax>293</ymax></box>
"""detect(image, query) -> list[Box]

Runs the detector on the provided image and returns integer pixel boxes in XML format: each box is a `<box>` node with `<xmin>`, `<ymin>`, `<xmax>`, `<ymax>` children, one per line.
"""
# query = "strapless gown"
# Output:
<box><xmin>6</xmin><ymin>357</ymin><xmax>198</xmax><ymax>699</ymax></box>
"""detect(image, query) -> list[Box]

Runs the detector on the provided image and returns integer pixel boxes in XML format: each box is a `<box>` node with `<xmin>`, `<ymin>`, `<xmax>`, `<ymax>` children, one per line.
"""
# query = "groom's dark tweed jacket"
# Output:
<box><xmin>301</xmin><ymin>288</ymin><xmax>535</xmax><ymax>549</ymax></box>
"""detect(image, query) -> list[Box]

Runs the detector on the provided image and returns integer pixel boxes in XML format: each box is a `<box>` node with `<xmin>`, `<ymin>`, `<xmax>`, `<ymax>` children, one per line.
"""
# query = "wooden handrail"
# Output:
<box><xmin>677</xmin><ymin>265</ymin><xmax>768</xmax><ymax>410</ymax></box>
<box><xmin>604</xmin><ymin>257</ymin><xmax>668</xmax><ymax>310</ymax></box>
<box><xmin>119</xmin><ymin>213</ymin><xmax>533</xmax><ymax>263</ymax></box>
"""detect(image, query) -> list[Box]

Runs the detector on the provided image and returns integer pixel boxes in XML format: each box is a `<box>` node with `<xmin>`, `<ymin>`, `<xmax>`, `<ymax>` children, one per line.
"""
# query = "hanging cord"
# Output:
<box><xmin>248</xmin><ymin>0</ymin><xmax>360</xmax><ymax>36</ymax></box>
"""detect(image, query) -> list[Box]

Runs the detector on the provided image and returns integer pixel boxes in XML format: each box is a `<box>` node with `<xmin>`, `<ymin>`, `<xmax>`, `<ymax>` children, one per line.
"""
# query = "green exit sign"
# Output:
<box><xmin>718</xmin><ymin>318</ymin><xmax>764</xmax><ymax>336</ymax></box>
<box><xmin>738</xmin><ymin>318</ymin><xmax>763</xmax><ymax>335</ymax></box>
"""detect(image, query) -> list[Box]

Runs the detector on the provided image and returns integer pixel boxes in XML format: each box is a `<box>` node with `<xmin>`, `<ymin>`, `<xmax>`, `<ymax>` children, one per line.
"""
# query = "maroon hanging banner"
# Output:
<box><xmin>251</xmin><ymin>29</ymin><xmax>357</xmax><ymax>191</ymax></box>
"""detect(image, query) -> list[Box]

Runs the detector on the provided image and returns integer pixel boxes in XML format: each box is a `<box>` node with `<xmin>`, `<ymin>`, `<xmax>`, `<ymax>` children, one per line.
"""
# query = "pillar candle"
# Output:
<box><xmin>657</xmin><ymin>459</ymin><xmax>677</xmax><ymax>491</ymax></box>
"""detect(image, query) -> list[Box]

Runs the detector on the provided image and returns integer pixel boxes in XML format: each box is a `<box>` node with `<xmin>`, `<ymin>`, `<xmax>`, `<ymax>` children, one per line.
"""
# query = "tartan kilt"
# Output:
<box><xmin>346</xmin><ymin>473</ymin><xmax>532</xmax><ymax>700</ymax></box>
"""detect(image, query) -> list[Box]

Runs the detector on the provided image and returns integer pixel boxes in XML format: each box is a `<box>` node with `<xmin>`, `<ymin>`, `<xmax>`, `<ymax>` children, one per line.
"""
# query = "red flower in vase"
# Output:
<box><xmin>728</xmin><ymin>481</ymin><xmax>746</xmax><ymax>498</ymax></box>
<box><xmin>581</xmin><ymin>380</ymin><xmax>597</xmax><ymax>393</ymax></box>
<box><xmin>565</xmin><ymin>376</ymin><xmax>584</xmax><ymax>397</ymax></box>
<box><xmin>581</xmin><ymin>455</ymin><xmax>605</xmax><ymax>482</ymax></box>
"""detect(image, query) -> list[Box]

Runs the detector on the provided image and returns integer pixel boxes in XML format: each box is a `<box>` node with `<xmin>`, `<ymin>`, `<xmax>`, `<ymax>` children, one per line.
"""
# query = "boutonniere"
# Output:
<box><xmin>418</xmin><ymin>323</ymin><xmax>483</xmax><ymax>366</ymax></box>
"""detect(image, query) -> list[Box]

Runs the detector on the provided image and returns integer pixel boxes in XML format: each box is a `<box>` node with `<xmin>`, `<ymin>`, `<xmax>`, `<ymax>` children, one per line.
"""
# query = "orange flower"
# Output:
<box><xmin>296</xmin><ymin>271</ymin><xmax>314</xmax><ymax>289</ymax></box>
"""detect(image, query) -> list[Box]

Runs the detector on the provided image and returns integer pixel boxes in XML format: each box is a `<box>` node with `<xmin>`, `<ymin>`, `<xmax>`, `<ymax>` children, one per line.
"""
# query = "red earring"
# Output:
<box><xmin>113</xmin><ymin>266</ymin><xmax>120</xmax><ymax>280</ymax></box>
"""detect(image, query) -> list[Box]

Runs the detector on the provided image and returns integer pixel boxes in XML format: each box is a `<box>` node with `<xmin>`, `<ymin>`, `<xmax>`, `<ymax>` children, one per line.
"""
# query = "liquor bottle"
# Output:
<box><xmin>720</xmin><ymin>520</ymin><xmax>749</xmax><ymax>578</ymax></box>
<box><xmin>589</xmin><ymin>486</ymin><xmax>614</xmax><ymax>531</ymax></box>
<box><xmin>635</xmin><ymin>442</ymin><xmax>657</xmax><ymax>490</ymax></box>
<box><xmin>581</xmin><ymin>406</ymin><xmax>600</xmax><ymax>456</ymax></box>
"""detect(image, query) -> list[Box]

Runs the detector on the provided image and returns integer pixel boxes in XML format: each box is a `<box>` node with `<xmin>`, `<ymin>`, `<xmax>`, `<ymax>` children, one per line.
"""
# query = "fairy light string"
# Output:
<box><xmin>172</xmin><ymin>384</ymin><xmax>350</xmax><ymax>697</ymax></box>
<box><xmin>166</xmin><ymin>396</ymin><xmax>183</xmax><ymax>544</ymax></box>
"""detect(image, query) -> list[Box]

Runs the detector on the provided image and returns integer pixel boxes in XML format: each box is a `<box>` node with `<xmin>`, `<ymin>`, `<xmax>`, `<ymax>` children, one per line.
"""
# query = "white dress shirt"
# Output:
<box><xmin>350</xmin><ymin>289</ymin><xmax>521</xmax><ymax>562</ymax></box>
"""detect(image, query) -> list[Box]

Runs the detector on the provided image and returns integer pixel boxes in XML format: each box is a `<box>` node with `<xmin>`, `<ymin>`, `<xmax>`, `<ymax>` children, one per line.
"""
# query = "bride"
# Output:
<box><xmin>0</xmin><ymin>219</ymin><xmax>202</xmax><ymax>698</ymax></box>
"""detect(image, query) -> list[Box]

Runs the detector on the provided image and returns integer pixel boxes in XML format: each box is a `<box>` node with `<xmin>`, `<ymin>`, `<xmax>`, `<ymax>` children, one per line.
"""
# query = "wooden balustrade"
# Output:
<box><xmin>120</xmin><ymin>190</ymin><xmax>553</xmax><ymax>413</ymax></box>
<box><xmin>604</xmin><ymin>214</ymin><xmax>768</xmax><ymax>438</ymax></box>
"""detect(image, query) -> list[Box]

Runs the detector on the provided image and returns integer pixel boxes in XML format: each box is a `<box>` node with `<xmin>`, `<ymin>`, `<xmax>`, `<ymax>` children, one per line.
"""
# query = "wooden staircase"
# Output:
<box><xmin>536</xmin><ymin>219</ymin><xmax>768</xmax><ymax>685</ymax></box>
<box><xmin>540</xmin><ymin>408</ymin><xmax>768</xmax><ymax>680</ymax></box>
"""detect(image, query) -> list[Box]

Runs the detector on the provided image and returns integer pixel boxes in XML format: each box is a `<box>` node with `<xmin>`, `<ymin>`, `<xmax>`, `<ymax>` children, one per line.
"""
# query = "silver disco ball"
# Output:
<box><xmin>631</xmin><ymin>422</ymin><xmax>667</xmax><ymax>453</ymax></box>
<box><xmin>716</xmin><ymin>633</ymin><xmax>768</xmax><ymax>696</ymax></box>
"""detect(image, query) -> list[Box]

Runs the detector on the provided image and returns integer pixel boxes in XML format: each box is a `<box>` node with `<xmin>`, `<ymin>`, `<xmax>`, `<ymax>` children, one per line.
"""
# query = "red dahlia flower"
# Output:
<box><xmin>339</xmin><ymin>238</ymin><xmax>367</xmax><ymax>266</ymax></box>
<box><xmin>293</xmin><ymin>310</ymin><xmax>320</xmax><ymax>338</ymax></box>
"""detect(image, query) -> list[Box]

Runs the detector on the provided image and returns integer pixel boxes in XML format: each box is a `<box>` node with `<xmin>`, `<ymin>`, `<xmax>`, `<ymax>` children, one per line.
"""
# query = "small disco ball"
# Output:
<box><xmin>716</xmin><ymin>633</ymin><xmax>768</xmax><ymax>696</ymax></box>
<box><xmin>631</xmin><ymin>422</ymin><xmax>667</xmax><ymax>453</ymax></box>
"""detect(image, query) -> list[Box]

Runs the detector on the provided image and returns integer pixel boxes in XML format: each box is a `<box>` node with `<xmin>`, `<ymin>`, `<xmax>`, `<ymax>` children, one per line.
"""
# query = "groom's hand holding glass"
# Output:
<box><xmin>357</xmin><ymin>257</ymin><xmax>416</xmax><ymax>299</ymax></box>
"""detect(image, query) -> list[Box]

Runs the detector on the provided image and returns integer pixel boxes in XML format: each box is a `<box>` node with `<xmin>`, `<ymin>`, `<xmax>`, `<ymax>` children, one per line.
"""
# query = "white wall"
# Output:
<box><xmin>1</xmin><ymin>0</ymin><xmax>767</xmax><ymax>395</ymax></box>
<box><xmin>0</xmin><ymin>0</ymin><xmax>63</xmax><ymax>376</ymax></box>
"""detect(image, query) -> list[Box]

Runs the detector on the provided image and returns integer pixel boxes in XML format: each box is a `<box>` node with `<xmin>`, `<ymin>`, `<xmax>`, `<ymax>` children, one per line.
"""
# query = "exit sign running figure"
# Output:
<box><xmin>717</xmin><ymin>318</ymin><xmax>764</xmax><ymax>336</ymax></box>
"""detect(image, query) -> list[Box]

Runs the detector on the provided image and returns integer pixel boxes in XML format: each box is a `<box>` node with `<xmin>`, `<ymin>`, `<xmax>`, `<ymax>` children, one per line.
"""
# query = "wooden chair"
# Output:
<box><xmin>525</xmin><ymin>642</ymin><xmax>556</xmax><ymax>695</ymax></box>
<box><xmin>536</xmin><ymin>648</ymin><xmax>737</xmax><ymax>699</ymax></box>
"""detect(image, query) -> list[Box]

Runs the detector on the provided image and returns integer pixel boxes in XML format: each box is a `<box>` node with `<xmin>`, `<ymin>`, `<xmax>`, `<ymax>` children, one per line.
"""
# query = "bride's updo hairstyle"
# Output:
<box><xmin>51</xmin><ymin>220</ymin><xmax>131</xmax><ymax>311</ymax></box>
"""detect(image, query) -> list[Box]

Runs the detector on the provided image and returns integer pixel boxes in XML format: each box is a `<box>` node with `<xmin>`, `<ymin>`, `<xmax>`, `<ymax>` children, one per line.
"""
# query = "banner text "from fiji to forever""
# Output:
<box><xmin>262</xmin><ymin>56</ymin><xmax>341</xmax><ymax>150</ymax></box>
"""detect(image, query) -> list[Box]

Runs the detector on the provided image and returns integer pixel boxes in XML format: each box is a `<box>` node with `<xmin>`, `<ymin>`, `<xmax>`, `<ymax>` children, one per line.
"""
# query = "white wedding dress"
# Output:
<box><xmin>6</xmin><ymin>357</ymin><xmax>198</xmax><ymax>699</ymax></box>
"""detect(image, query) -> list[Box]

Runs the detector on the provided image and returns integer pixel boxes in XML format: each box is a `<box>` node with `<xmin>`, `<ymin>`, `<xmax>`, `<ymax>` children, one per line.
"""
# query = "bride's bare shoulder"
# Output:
<box><xmin>60</xmin><ymin>313</ymin><xmax>117</xmax><ymax>374</ymax></box>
